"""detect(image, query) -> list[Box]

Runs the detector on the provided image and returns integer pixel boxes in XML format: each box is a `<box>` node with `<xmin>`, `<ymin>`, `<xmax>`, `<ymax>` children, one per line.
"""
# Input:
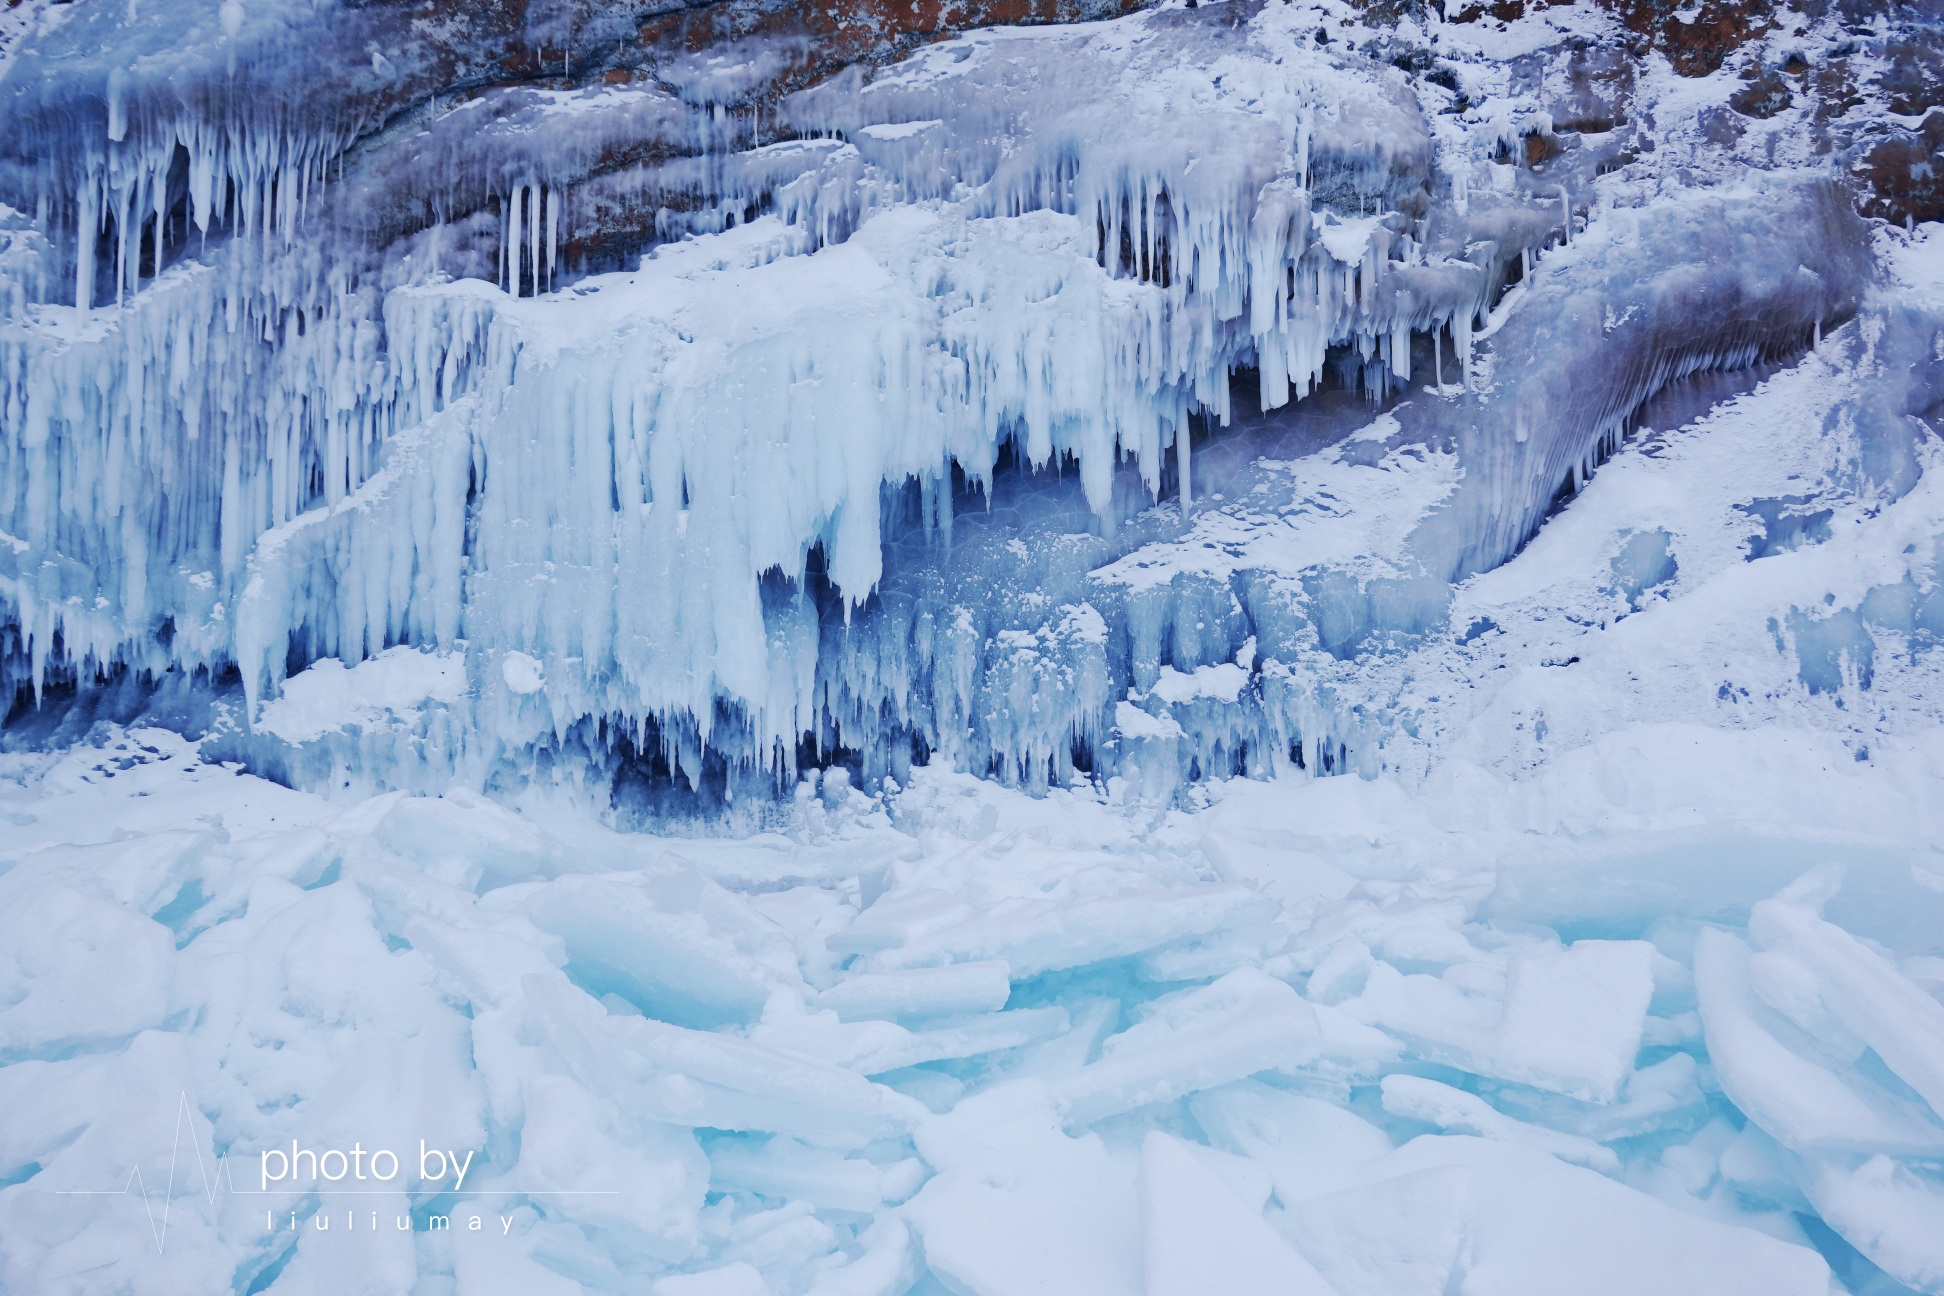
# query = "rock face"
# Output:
<box><xmin>3</xmin><ymin>0</ymin><xmax>1930</xmax><ymax>288</ymax></box>
<box><xmin>0</xmin><ymin>0</ymin><xmax>1939</xmax><ymax>802</ymax></box>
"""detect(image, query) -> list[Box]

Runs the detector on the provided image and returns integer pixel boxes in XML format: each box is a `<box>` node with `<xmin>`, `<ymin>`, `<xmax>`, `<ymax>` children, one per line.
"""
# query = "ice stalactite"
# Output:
<box><xmin>1</xmin><ymin>0</ymin><xmax>1886</xmax><ymax>809</ymax></box>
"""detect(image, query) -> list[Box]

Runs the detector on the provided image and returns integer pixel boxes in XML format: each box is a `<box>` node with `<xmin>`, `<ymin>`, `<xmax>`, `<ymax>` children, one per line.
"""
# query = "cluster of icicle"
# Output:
<box><xmin>2</xmin><ymin>0</ymin><xmax>1564</xmax><ymax>801</ymax></box>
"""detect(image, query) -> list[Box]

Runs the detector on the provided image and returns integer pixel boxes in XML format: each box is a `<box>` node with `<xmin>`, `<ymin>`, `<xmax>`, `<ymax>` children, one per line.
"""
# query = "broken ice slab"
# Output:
<box><xmin>750</xmin><ymin>1001</ymin><xmax>1071</xmax><ymax>1077</ymax></box>
<box><xmin>1694</xmin><ymin>927</ymin><xmax>1944</xmax><ymax>1158</ymax></box>
<box><xmin>705</xmin><ymin>1135</ymin><xmax>922</xmax><ymax>1215</ymax></box>
<box><xmin>814</xmin><ymin>960</ymin><xmax>1012</xmax><ymax>1022</ymax></box>
<box><xmin>834</xmin><ymin>882</ymin><xmax>1279</xmax><ymax>979</ymax></box>
<box><xmin>904</xmin><ymin>1081</ymin><xmax>1141</xmax><ymax>1296</ymax></box>
<box><xmin>1378</xmin><ymin>1074</ymin><xmax>1617</xmax><ymax>1172</ymax></box>
<box><xmin>1748</xmin><ymin>889</ymin><xmax>1944</xmax><ymax>1120</ymax></box>
<box><xmin>1282</xmin><ymin>1135</ymin><xmax>1833</xmax><ymax>1296</ymax></box>
<box><xmin>1140</xmin><ymin>1131</ymin><xmax>1337</xmax><ymax>1296</ymax></box>
<box><xmin>523</xmin><ymin>976</ymin><xmax>926</xmax><ymax>1147</ymax></box>
<box><xmin>1481</xmin><ymin>821</ymin><xmax>1944</xmax><ymax>956</ymax></box>
<box><xmin>1347</xmin><ymin>939</ymin><xmax>1655</xmax><ymax>1104</ymax></box>
<box><xmin>1050</xmin><ymin>969</ymin><xmax>1326</xmax><ymax>1126</ymax></box>
<box><xmin>1795</xmin><ymin>1151</ymin><xmax>1944</xmax><ymax>1295</ymax></box>
<box><xmin>526</xmin><ymin>872</ymin><xmax>800</xmax><ymax>1029</ymax></box>
<box><xmin>1191</xmin><ymin>1079</ymin><xmax>1394</xmax><ymax>1210</ymax></box>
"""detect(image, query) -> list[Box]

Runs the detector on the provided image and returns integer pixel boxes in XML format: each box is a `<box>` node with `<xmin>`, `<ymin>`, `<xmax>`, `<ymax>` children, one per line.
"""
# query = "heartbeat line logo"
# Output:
<box><xmin>54</xmin><ymin>1092</ymin><xmax>237</xmax><ymax>1255</ymax></box>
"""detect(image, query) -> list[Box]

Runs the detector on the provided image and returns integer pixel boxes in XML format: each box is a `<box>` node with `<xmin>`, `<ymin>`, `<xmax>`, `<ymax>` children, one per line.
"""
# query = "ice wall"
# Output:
<box><xmin>0</xmin><ymin>0</ymin><xmax>1907</xmax><ymax>806</ymax></box>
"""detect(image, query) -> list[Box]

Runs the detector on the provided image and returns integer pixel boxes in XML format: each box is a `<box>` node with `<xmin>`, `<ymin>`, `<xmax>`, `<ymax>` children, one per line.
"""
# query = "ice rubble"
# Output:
<box><xmin>2</xmin><ymin>0</ymin><xmax>1883</xmax><ymax>803</ymax></box>
<box><xmin>4</xmin><ymin>634</ymin><xmax>1943</xmax><ymax>1296</ymax></box>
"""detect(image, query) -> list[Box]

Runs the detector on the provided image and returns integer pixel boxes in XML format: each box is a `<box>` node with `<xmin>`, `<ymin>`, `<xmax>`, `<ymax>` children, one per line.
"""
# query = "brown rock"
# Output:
<box><xmin>1852</xmin><ymin>109</ymin><xmax>1944</xmax><ymax>225</ymax></box>
<box><xmin>1729</xmin><ymin>70</ymin><xmax>1794</xmax><ymax>118</ymax></box>
<box><xmin>636</xmin><ymin>0</ymin><xmax>1153</xmax><ymax>105</ymax></box>
<box><xmin>1595</xmin><ymin>0</ymin><xmax>1775</xmax><ymax>78</ymax></box>
<box><xmin>1878</xmin><ymin>35</ymin><xmax>1944</xmax><ymax>117</ymax></box>
<box><xmin>1808</xmin><ymin>56</ymin><xmax>1865</xmax><ymax>126</ymax></box>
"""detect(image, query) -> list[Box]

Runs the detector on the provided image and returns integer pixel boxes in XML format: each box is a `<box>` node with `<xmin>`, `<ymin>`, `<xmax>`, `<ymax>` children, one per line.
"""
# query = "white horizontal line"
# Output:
<box><xmin>59</xmin><ymin>1189</ymin><xmax>620</xmax><ymax>1196</ymax></box>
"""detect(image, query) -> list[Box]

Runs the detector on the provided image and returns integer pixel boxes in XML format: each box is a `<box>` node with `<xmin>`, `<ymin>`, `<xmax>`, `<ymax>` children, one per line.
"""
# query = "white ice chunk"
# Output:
<box><xmin>1114</xmin><ymin>701</ymin><xmax>1185</xmax><ymax>740</ymax></box>
<box><xmin>1488</xmin><ymin>940</ymin><xmax>1655</xmax><ymax>1104</ymax></box>
<box><xmin>1281</xmin><ymin>1165</ymin><xmax>1471</xmax><ymax>1296</ymax></box>
<box><xmin>450</xmin><ymin>1207</ymin><xmax>585</xmax><ymax>1296</ymax></box>
<box><xmin>1052</xmin><ymin>969</ymin><xmax>1324</xmax><ymax>1126</ymax></box>
<box><xmin>653</xmin><ymin>1262</ymin><xmax>770</xmax><ymax>1296</ymax></box>
<box><xmin>905</xmin><ymin>1081</ymin><xmax>1141</xmax><ymax>1296</ymax></box>
<box><xmin>815</xmin><ymin>961</ymin><xmax>1012</xmax><ymax>1022</ymax></box>
<box><xmin>1749</xmin><ymin>891</ymin><xmax>1944</xmax><ymax>1120</ymax></box>
<box><xmin>374</xmin><ymin>787</ymin><xmax>569</xmax><ymax>892</ymax></box>
<box><xmin>749</xmin><ymin>997</ymin><xmax>1069</xmax><ymax>1076</ymax></box>
<box><xmin>1379</xmin><ymin>1074</ymin><xmax>1618</xmax><ymax>1172</ymax></box>
<box><xmin>502</xmin><ymin>650</ymin><xmax>546</xmax><ymax>695</ymax></box>
<box><xmin>526</xmin><ymin>873</ymin><xmax>795</xmax><ymax>1028</ymax></box>
<box><xmin>1313</xmin><ymin>213</ymin><xmax>1386</xmax><ymax>265</ymax></box>
<box><xmin>1489</xmin><ymin>1053</ymin><xmax>1707</xmax><ymax>1143</ymax></box>
<box><xmin>1149</xmin><ymin>662</ymin><xmax>1249</xmax><ymax>705</ymax></box>
<box><xmin>1191</xmin><ymin>1079</ymin><xmax>1395</xmax><ymax>1206</ymax></box>
<box><xmin>515</xmin><ymin>1074</ymin><xmax>706</xmax><ymax>1263</ymax></box>
<box><xmin>402</xmin><ymin>913</ymin><xmax>565</xmax><ymax>1010</ymax></box>
<box><xmin>1797</xmin><ymin>1153</ymin><xmax>1944</xmax><ymax>1295</ymax></box>
<box><xmin>801</xmin><ymin>1217</ymin><xmax>920</xmax><ymax>1296</ymax></box>
<box><xmin>0</xmin><ymin>878</ymin><xmax>173</xmax><ymax>1054</ymax></box>
<box><xmin>1350</xmin><ymin>940</ymin><xmax>1653</xmax><ymax>1103</ymax></box>
<box><xmin>255</xmin><ymin>647</ymin><xmax>467</xmax><ymax>743</ymax></box>
<box><xmin>1693</xmin><ymin>927</ymin><xmax>1944</xmax><ymax>1156</ymax></box>
<box><xmin>524</xmin><ymin>976</ymin><xmax>926</xmax><ymax>1146</ymax></box>
<box><xmin>848</xmin><ymin>884</ymin><xmax>1276</xmax><ymax>979</ymax></box>
<box><xmin>1285</xmin><ymin>1136</ymin><xmax>1831</xmax><ymax>1296</ymax></box>
<box><xmin>1139</xmin><ymin>1132</ymin><xmax>1336</xmax><ymax>1296</ymax></box>
<box><xmin>706</xmin><ymin>1136</ymin><xmax>902</xmax><ymax>1213</ymax></box>
<box><xmin>857</xmin><ymin>120</ymin><xmax>941</xmax><ymax>141</ymax></box>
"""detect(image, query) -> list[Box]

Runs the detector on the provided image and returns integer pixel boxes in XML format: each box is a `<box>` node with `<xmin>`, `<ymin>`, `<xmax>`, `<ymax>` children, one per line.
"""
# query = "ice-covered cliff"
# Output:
<box><xmin>5</xmin><ymin>0</ymin><xmax>1933</xmax><ymax>810</ymax></box>
<box><xmin>5</xmin><ymin>2</ymin><xmax>1944</xmax><ymax>1295</ymax></box>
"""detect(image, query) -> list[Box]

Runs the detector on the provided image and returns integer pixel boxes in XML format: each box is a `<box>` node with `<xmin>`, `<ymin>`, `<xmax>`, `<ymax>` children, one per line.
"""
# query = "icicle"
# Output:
<box><xmin>528</xmin><ymin>182</ymin><xmax>540</xmax><ymax>298</ymax></box>
<box><xmin>1177</xmin><ymin>420</ymin><xmax>1192</xmax><ymax>515</ymax></box>
<box><xmin>546</xmin><ymin>188</ymin><xmax>559</xmax><ymax>291</ymax></box>
<box><xmin>503</xmin><ymin>189</ymin><xmax>516</xmax><ymax>294</ymax></box>
<box><xmin>152</xmin><ymin>163</ymin><xmax>170</xmax><ymax>272</ymax></box>
<box><xmin>114</xmin><ymin>182</ymin><xmax>133</xmax><ymax>305</ymax></box>
<box><xmin>75</xmin><ymin>178</ymin><xmax>98</xmax><ymax>310</ymax></box>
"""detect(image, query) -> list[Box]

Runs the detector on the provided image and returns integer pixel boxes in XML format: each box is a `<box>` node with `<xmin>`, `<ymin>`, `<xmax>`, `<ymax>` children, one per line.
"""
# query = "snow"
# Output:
<box><xmin>855</xmin><ymin>121</ymin><xmax>941</xmax><ymax>143</ymax></box>
<box><xmin>255</xmin><ymin>648</ymin><xmax>468</xmax><ymax>744</ymax></box>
